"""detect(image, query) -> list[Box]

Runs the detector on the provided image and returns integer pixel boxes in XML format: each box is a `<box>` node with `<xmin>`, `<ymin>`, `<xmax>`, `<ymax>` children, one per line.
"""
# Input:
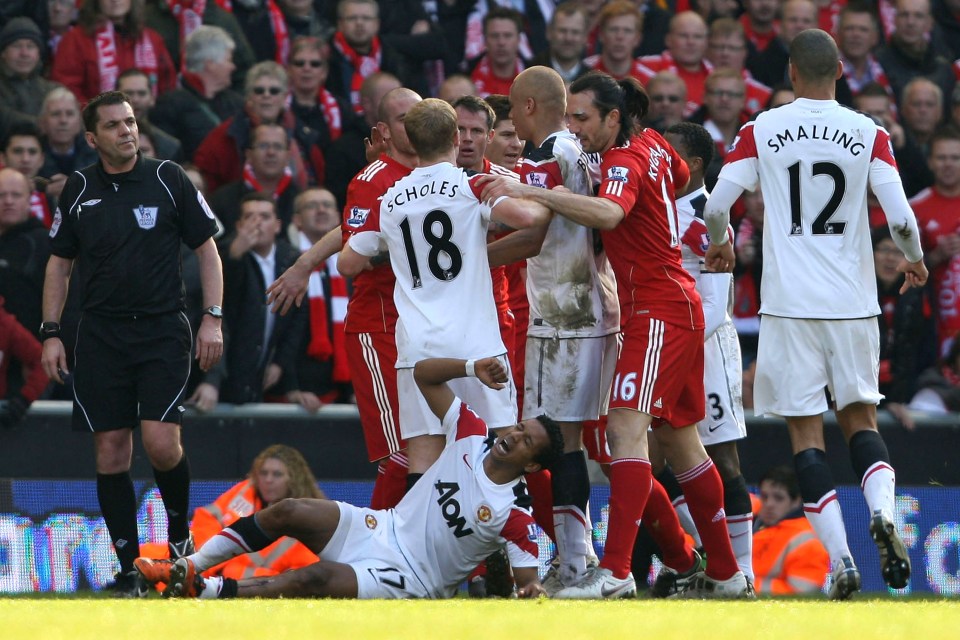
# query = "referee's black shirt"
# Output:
<box><xmin>50</xmin><ymin>154</ymin><xmax>219</xmax><ymax>317</ymax></box>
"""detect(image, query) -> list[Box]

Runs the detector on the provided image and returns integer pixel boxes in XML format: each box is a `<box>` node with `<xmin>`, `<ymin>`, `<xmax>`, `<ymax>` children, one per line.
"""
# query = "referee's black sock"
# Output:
<box><xmin>153</xmin><ymin>453</ymin><xmax>191</xmax><ymax>544</ymax></box>
<box><xmin>97</xmin><ymin>471</ymin><xmax>140</xmax><ymax>574</ymax></box>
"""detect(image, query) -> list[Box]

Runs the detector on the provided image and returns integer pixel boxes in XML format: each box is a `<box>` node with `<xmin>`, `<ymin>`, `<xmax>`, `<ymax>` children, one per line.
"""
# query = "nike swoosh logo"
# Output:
<box><xmin>708</xmin><ymin>422</ymin><xmax>726</xmax><ymax>433</ymax></box>
<box><xmin>601</xmin><ymin>584</ymin><xmax>626</xmax><ymax>597</ymax></box>
<box><xmin>462</xmin><ymin>454</ymin><xmax>472</xmax><ymax>469</ymax></box>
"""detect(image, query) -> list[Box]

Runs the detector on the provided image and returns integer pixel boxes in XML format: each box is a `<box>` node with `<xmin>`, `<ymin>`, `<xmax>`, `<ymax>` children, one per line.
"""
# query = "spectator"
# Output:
<box><xmin>748</xmin><ymin>0</ymin><xmax>818</xmax><ymax>89</ymax></box>
<box><xmin>116</xmin><ymin>69</ymin><xmax>183</xmax><ymax>162</ymax></box>
<box><xmin>140</xmin><ymin>444</ymin><xmax>324</xmax><ymax>580</ymax></box>
<box><xmin>323</xmin><ymin>71</ymin><xmax>401</xmax><ymax>209</ymax></box>
<box><xmin>37</xmin><ymin>87</ymin><xmax>96</xmax><ymax>202</ymax></box>
<box><xmin>376</xmin><ymin>0</ymin><xmax>448</xmax><ymax>98</ymax></box>
<box><xmin>150</xmin><ymin>25</ymin><xmax>245</xmax><ymax>160</ymax></box>
<box><xmin>466</xmin><ymin>7</ymin><xmax>527</xmax><ymax>98</ymax></box>
<box><xmin>900</xmin><ymin>77</ymin><xmax>943</xmax><ymax>195</ymax></box>
<box><xmin>0</xmin><ymin>168</ymin><xmax>50</xmax><ymax>335</ymax></box>
<box><xmin>143</xmin><ymin>0</ymin><xmax>256</xmax><ymax>90</ymax></box>
<box><xmin>752</xmin><ymin>466</ymin><xmax>830</xmax><ymax>595</ymax></box>
<box><xmin>639</xmin><ymin>11</ymin><xmax>712</xmax><ymax>118</ymax></box>
<box><xmin>530</xmin><ymin>1</ymin><xmax>590</xmax><ymax>85</ymax></box>
<box><xmin>1</xmin><ymin>122</ymin><xmax>53</xmax><ymax>228</ymax></box>
<box><xmin>437</xmin><ymin>73</ymin><xmax>476</xmax><ymax>103</ymax></box>
<box><xmin>51</xmin><ymin>0</ymin><xmax>177</xmax><ymax>105</ymax></box>
<box><xmin>218</xmin><ymin>0</ymin><xmax>292</xmax><ymax>66</ymax></box>
<box><xmin>876</xmin><ymin>0</ymin><xmax>956</xmax><ymax>106</ymax></box>
<box><xmin>193</xmin><ymin>61</ymin><xmax>313</xmax><ymax>193</ymax></box>
<box><xmin>837</xmin><ymin>2</ymin><xmax>890</xmax><ymax>97</ymax></box>
<box><xmin>45</xmin><ymin>0</ymin><xmax>79</xmax><ymax>66</ymax></box>
<box><xmin>854</xmin><ymin>84</ymin><xmax>923</xmax><ymax>206</ymax></box>
<box><xmin>910</xmin><ymin>331</ymin><xmax>960</xmax><ymax>412</ymax></box>
<box><xmin>208</xmin><ymin>123</ymin><xmax>300</xmax><ymax>235</ymax></box>
<box><xmin>278</xmin><ymin>0</ymin><xmax>334</xmax><ymax>41</ymax></box>
<box><xmin>291</xmin><ymin>187</ymin><xmax>351</xmax><ymax>407</ymax></box>
<box><xmin>202</xmin><ymin>192</ymin><xmax>308</xmax><ymax>407</ymax></box>
<box><xmin>0</xmin><ymin>296</ymin><xmax>49</xmax><ymax>430</ymax></box>
<box><xmin>285</xmin><ymin>36</ymin><xmax>354</xmax><ymax>184</ymax></box>
<box><xmin>643</xmin><ymin>71</ymin><xmax>688</xmax><ymax>133</ymax></box>
<box><xmin>934</xmin><ymin>0</ymin><xmax>960</xmax><ymax>60</ymax></box>
<box><xmin>740</xmin><ymin>0</ymin><xmax>780</xmax><ymax>57</ymax></box>
<box><xmin>0</xmin><ymin>17</ymin><xmax>61</xmax><ymax>130</ymax></box>
<box><xmin>910</xmin><ymin>125</ymin><xmax>960</xmax><ymax>355</ymax></box>
<box><xmin>706</xmin><ymin>18</ymin><xmax>771</xmax><ymax>118</ymax></box>
<box><xmin>690</xmin><ymin>69</ymin><xmax>747</xmax><ymax>184</ymax></box>
<box><xmin>873</xmin><ymin>226</ymin><xmax>937</xmax><ymax>429</ymax></box>
<box><xmin>767</xmin><ymin>84</ymin><xmax>796</xmax><ymax>108</ymax></box>
<box><xmin>583</xmin><ymin>1</ymin><xmax>648</xmax><ymax>83</ymax></box>
<box><xmin>327</xmin><ymin>0</ymin><xmax>413</xmax><ymax>115</ymax></box>
<box><xmin>634</xmin><ymin>0</ymin><xmax>673</xmax><ymax>58</ymax></box>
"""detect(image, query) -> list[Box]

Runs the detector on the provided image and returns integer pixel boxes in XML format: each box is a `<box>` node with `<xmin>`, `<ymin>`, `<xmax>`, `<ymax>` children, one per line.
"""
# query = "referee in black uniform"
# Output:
<box><xmin>40</xmin><ymin>91</ymin><xmax>224</xmax><ymax>596</ymax></box>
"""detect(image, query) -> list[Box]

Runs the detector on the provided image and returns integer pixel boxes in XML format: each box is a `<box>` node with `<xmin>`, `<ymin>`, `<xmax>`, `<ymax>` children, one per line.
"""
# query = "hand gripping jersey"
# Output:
<box><xmin>595</xmin><ymin>128</ymin><xmax>702</xmax><ymax>330</ymax></box>
<box><xmin>518</xmin><ymin>130</ymin><xmax>620</xmax><ymax>338</ymax></box>
<box><xmin>392</xmin><ymin>400</ymin><xmax>539</xmax><ymax>597</ymax></box>
<box><xmin>349</xmin><ymin>161</ymin><xmax>506</xmax><ymax>367</ymax></box>
<box><xmin>340</xmin><ymin>154</ymin><xmax>413</xmax><ymax>334</ymax></box>
<box><xmin>718</xmin><ymin>98</ymin><xmax>903</xmax><ymax>319</ymax></box>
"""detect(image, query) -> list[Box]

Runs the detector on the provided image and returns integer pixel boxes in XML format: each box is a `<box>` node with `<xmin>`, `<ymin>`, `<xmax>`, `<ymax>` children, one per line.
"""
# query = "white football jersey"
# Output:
<box><xmin>392</xmin><ymin>400</ymin><xmax>539</xmax><ymax>598</ymax></box>
<box><xmin>718</xmin><ymin>98</ymin><xmax>902</xmax><ymax>319</ymax></box>
<box><xmin>350</xmin><ymin>162</ymin><xmax>506</xmax><ymax>367</ymax></box>
<box><xmin>518</xmin><ymin>130</ymin><xmax>619</xmax><ymax>338</ymax></box>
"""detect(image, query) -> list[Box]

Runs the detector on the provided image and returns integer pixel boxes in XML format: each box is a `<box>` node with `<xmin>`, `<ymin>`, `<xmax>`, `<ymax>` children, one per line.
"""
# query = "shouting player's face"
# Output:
<box><xmin>490</xmin><ymin>419</ymin><xmax>550</xmax><ymax>472</ymax></box>
<box><xmin>566</xmin><ymin>90</ymin><xmax>618</xmax><ymax>154</ymax></box>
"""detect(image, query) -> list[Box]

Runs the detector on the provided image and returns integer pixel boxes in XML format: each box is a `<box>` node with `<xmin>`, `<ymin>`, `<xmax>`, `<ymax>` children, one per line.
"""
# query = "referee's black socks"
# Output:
<box><xmin>97</xmin><ymin>471</ymin><xmax>140</xmax><ymax>573</ymax></box>
<box><xmin>153</xmin><ymin>454</ymin><xmax>192</xmax><ymax>544</ymax></box>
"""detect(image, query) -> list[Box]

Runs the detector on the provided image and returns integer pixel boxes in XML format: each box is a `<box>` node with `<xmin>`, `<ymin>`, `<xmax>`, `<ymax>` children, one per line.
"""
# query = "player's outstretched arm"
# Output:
<box><xmin>414</xmin><ymin>357</ymin><xmax>508</xmax><ymax>420</ymax></box>
<box><xmin>337</xmin><ymin>238</ymin><xmax>375</xmax><ymax>278</ymax></box>
<box><xmin>268</xmin><ymin>225</ymin><xmax>344</xmax><ymax>315</ymax></box>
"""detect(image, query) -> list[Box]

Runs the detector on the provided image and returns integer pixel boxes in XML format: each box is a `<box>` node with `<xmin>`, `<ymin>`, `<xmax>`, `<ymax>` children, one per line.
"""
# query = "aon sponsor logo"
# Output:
<box><xmin>434</xmin><ymin>481</ymin><xmax>474</xmax><ymax>538</ymax></box>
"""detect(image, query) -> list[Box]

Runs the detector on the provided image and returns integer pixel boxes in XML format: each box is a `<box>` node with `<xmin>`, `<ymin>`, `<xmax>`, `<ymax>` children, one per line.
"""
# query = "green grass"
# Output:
<box><xmin>1</xmin><ymin>597</ymin><xmax>958</xmax><ymax>640</ymax></box>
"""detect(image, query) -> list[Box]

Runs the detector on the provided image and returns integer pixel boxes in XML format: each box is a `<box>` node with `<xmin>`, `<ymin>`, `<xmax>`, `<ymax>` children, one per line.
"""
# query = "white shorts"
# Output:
<box><xmin>698</xmin><ymin>321</ymin><xmax>747</xmax><ymax>446</ymax></box>
<box><xmin>754</xmin><ymin>315</ymin><xmax>882</xmax><ymax>417</ymax></box>
<box><xmin>523</xmin><ymin>334</ymin><xmax>619</xmax><ymax>422</ymax></box>
<box><xmin>397</xmin><ymin>354</ymin><xmax>517</xmax><ymax>438</ymax></box>
<box><xmin>323</xmin><ymin>502</ymin><xmax>430</xmax><ymax>599</ymax></box>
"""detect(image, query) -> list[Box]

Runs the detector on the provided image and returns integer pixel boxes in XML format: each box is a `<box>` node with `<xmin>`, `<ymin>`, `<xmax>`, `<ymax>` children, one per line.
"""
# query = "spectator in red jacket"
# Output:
<box><xmin>51</xmin><ymin>0</ymin><xmax>177</xmax><ymax>105</ymax></box>
<box><xmin>0</xmin><ymin>296</ymin><xmax>49</xmax><ymax>428</ymax></box>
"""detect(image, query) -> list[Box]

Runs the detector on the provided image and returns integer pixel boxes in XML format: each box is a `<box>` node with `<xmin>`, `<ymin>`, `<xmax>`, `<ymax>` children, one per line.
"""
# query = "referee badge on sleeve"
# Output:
<box><xmin>50</xmin><ymin>207</ymin><xmax>62</xmax><ymax>237</ymax></box>
<box><xmin>133</xmin><ymin>204</ymin><xmax>159</xmax><ymax>229</ymax></box>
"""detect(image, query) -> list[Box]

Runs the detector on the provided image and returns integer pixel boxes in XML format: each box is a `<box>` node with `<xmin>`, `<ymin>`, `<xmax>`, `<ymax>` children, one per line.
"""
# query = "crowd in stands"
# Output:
<box><xmin>3</xmin><ymin>0</ymin><xmax>960</xmax><ymax>431</ymax></box>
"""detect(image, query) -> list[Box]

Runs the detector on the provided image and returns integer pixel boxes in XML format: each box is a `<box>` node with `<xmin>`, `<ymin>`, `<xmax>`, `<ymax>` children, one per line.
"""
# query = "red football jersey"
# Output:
<box><xmin>340</xmin><ymin>154</ymin><xmax>412</xmax><ymax>334</ymax></box>
<box><xmin>597</xmin><ymin>129</ymin><xmax>703</xmax><ymax>330</ymax></box>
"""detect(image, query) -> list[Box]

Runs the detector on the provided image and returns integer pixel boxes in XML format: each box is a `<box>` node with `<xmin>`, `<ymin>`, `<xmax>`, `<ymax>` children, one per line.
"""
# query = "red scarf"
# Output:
<box><xmin>470</xmin><ymin>54</ymin><xmax>524</xmax><ymax>98</ymax></box>
<box><xmin>95</xmin><ymin>20</ymin><xmax>160</xmax><ymax>95</ymax></box>
<box><xmin>243</xmin><ymin>162</ymin><xmax>292</xmax><ymax>198</ymax></box>
<box><xmin>30</xmin><ymin>190</ymin><xmax>52</xmax><ymax>228</ymax></box>
<box><xmin>165</xmin><ymin>0</ymin><xmax>207</xmax><ymax>70</ymax></box>
<box><xmin>215</xmin><ymin>0</ymin><xmax>289</xmax><ymax>64</ymax></box>
<box><xmin>318</xmin><ymin>87</ymin><xmax>342</xmax><ymax>140</ymax></box>
<box><xmin>301</xmin><ymin>234</ymin><xmax>350</xmax><ymax>382</ymax></box>
<box><xmin>333</xmin><ymin>31</ymin><xmax>381</xmax><ymax>114</ymax></box>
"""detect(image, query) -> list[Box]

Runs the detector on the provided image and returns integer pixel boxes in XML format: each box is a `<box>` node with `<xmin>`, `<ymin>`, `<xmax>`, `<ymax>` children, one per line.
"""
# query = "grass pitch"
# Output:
<box><xmin>1</xmin><ymin>597</ymin><xmax>958</xmax><ymax>640</ymax></box>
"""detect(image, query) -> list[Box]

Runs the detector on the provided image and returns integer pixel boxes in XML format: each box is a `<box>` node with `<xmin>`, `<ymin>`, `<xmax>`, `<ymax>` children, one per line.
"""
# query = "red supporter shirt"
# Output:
<box><xmin>739</xmin><ymin>15</ymin><xmax>778</xmax><ymax>52</ymax></box>
<box><xmin>597</xmin><ymin>129</ymin><xmax>703</xmax><ymax>330</ymax></box>
<box><xmin>340</xmin><ymin>154</ymin><xmax>412</xmax><ymax>334</ymax></box>
<box><xmin>911</xmin><ymin>187</ymin><xmax>960</xmax><ymax>349</ymax></box>
<box><xmin>584</xmin><ymin>54</ymin><xmax>655</xmax><ymax>85</ymax></box>
<box><xmin>638</xmin><ymin>52</ymin><xmax>713</xmax><ymax>117</ymax></box>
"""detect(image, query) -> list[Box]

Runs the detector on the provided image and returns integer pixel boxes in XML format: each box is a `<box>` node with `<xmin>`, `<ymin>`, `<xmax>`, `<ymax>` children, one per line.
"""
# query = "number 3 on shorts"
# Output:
<box><xmin>611</xmin><ymin>372</ymin><xmax>638</xmax><ymax>402</ymax></box>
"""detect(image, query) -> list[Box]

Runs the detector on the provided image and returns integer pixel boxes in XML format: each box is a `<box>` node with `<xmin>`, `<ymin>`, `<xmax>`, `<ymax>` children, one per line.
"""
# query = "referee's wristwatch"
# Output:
<box><xmin>202</xmin><ymin>305</ymin><xmax>223</xmax><ymax>319</ymax></box>
<box><xmin>39</xmin><ymin>321</ymin><xmax>61</xmax><ymax>342</ymax></box>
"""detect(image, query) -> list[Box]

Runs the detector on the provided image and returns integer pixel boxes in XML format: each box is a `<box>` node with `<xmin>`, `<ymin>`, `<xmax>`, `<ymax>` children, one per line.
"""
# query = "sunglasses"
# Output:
<box><xmin>651</xmin><ymin>95</ymin><xmax>682</xmax><ymax>103</ymax></box>
<box><xmin>253</xmin><ymin>86</ymin><xmax>283</xmax><ymax>96</ymax></box>
<box><xmin>292</xmin><ymin>60</ymin><xmax>326</xmax><ymax>68</ymax></box>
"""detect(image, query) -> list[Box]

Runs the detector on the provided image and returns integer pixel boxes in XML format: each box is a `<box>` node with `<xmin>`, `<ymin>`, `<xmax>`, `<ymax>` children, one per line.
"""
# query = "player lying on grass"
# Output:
<box><xmin>135</xmin><ymin>356</ymin><xmax>564</xmax><ymax>599</ymax></box>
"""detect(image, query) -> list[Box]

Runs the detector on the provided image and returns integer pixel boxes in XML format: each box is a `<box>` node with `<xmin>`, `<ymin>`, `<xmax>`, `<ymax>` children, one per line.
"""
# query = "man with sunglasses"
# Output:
<box><xmin>644</xmin><ymin>71</ymin><xmax>687</xmax><ymax>133</ymax></box>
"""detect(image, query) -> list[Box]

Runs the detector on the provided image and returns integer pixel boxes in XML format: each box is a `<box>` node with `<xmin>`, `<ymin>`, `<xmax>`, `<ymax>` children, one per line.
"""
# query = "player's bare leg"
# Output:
<box><xmin>787</xmin><ymin>415</ymin><xmax>860</xmax><ymax>599</ymax></box>
<box><xmin>835</xmin><ymin>402</ymin><xmax>910</xmax><ymax>590</ymax></box>
<box><xmin>235</xmin><ymin>561</ymin><xmax>359</xmax><ymax>598</ymax></box>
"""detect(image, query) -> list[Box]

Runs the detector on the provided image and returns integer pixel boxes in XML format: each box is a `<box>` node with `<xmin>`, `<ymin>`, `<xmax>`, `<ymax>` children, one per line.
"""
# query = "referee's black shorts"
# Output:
<box><xmin>71</xmin><ymin>311</ymin><xmax>192</xmax><ymax>432</ymax></box>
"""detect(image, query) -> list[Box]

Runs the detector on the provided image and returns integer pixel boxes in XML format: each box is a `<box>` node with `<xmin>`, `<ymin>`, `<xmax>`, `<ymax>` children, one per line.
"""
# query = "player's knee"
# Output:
<box><xmin>706</xmin><ymin>444</ymin><xmax>740</xmax><ymax>479</ymax></box>
<box><xmin>287</xmin><ymin>562</ymin><xmax>333</xmax><ymax>596</ymax></box>
<box><xmin>260</xmin><ymin>497</ymin><xmax>306</xmax><ymax>531</ymax></box>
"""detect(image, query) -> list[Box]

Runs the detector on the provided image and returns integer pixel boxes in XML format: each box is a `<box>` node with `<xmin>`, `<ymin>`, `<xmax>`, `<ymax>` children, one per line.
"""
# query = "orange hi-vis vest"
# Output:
<box><xmin>752</xmin><ymin>515</ymin><xmax>830</xmax><ymax>595</ymax></box>
<box><xmin>191</xmin><ymin>480</ymin><xmax>318</xmax><ymax>580</ymax></box>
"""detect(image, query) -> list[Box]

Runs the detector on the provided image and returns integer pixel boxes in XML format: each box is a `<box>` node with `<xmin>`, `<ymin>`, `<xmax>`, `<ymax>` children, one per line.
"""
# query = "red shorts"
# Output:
<box><xmin>582</xmin><ymin>416</ymin><xmax>611</xmax><ymax>464</ymax></box>
<box><xmin>345</xmin><ymin>332</ymin><xmax>405</xmax><ymax>461</ymax></box>
<box><xmin>609</xmin><ymin>316</ymin><xmax>705</xmax><ymax>428</ymax></box>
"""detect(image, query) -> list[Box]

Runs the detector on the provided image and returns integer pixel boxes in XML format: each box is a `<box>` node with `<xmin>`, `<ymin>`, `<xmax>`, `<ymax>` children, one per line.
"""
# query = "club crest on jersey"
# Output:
<box><xmin>525</xmin><ymin>172</ymin><xmax>549</xmax><ymax>188</ymax></box>
<box><xmin>133</xmin><ymin>204</ymin><xmax>158</xmax><ymax>229</ymax></box>
<box><xmin>477</xmin><ymin>505</ymin><xmax>492</xmax><ymax>523</ymax></box>
<box><xmin>365</xmin><ymin>514</ymin><xmax>378</xmax><ymax>529</ymax></box>
<box><xmin>346</xmin><ymin>206</ymin><xmax>370</xmax><ymax>228</ymax></box>
<box><xmin>607</xmin><ymin>166</ymin><xmax>629</xmax><ymax>182</ymax></box>
<box><xmin>50</xmin><ymin>207</ymin><xmax>62</xmax><ymax>237</ymax></box>
<box><xmin>527</xmin><ymin>523</ymin><xmax>538</xmax><ymax>541</ymax></box>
